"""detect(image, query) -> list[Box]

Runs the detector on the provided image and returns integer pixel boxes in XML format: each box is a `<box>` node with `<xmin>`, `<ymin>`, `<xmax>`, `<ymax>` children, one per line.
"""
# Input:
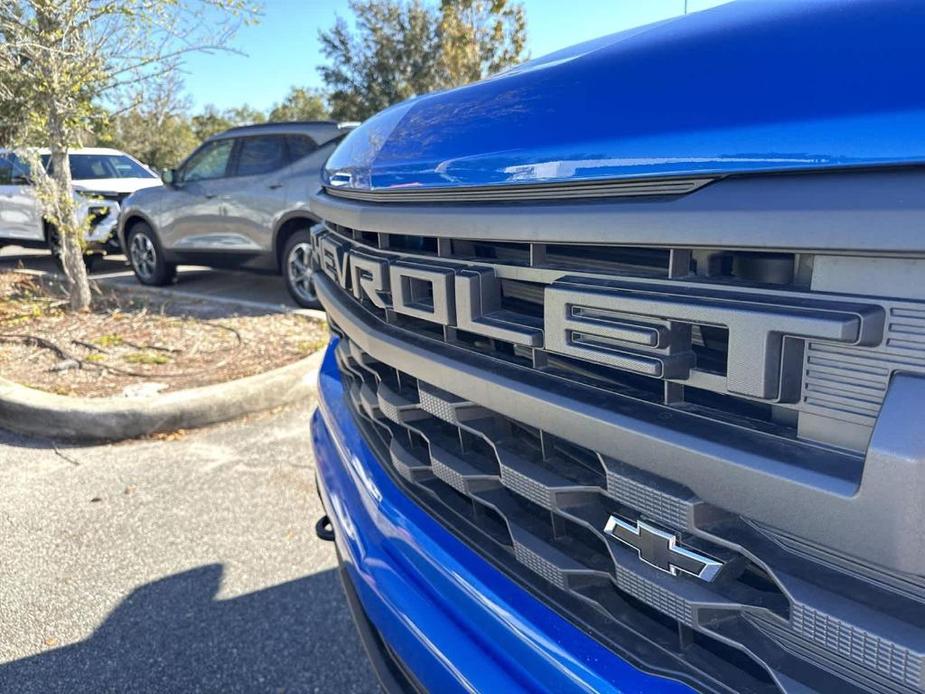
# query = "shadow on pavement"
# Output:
<box><xmin>0</xmin><ymin>564</ymin><xmax>375</xmax><ymax>693</ymax></box>
<box><xmin>1</xmin><ymin>245</ymin><xmax>300</xmax><ymax>311</ymax></box>
<box><xmin>0</xmin><ymin>248</ymin><xmax>127</xmax><ymax>275</ymax></box>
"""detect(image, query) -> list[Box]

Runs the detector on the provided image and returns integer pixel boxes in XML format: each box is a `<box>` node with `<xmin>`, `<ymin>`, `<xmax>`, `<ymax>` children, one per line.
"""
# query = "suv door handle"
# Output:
<box><xmin>268</xmin><ymin>183</ymin><xmax>283</xmax><ymax>190</ymax></box>
<box><xmin>204</xmin><ymin>193</ymin><xmax>217</xmax><ymax>199</ymax></box>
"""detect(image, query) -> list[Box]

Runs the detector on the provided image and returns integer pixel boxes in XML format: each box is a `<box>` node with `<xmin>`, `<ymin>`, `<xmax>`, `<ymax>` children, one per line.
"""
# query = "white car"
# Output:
<box><xmin>0</xmin><ymin>147</ymin><xmax>161</xmax><ymax>266</ymax></box>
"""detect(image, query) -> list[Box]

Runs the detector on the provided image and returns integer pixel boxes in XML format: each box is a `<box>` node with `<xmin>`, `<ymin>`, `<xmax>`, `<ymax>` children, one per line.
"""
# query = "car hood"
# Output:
<box><xmin>324</xmin><ymin>0</ymin><xmax>925</xmax><ymax>192</ymax></box>
<box><xmin>73</xmin><ymin>178</ymin><xmax>162</xmax><ymax>195</ymax></box>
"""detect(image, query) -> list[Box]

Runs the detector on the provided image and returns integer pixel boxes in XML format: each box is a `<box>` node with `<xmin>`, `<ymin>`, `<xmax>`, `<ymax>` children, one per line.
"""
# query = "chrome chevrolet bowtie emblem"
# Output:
<box><xmin>604</xmin><ymin>516</ymin><xmax>723</xmax><ymax>582</ymax></box>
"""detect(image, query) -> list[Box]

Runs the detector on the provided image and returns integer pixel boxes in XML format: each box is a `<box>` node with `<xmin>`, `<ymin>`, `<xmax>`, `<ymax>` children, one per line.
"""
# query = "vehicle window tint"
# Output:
<box><xmin>70</xmin><ymin>155</ymin><xmax>109</xmax><ymax>179</ymax></box>
<box><xmin>182</xmin><ymin>140</ymin><xmax>234</xmax><ymax>182</ymax></box>
<box><xmin>0</xmin><ymin>155</ymin><xmax>13</xmax><ymax>185</ymax></box>
<box><xmin>235</xmin><ymin>136</ymin><xmax>288</xmax><ymax>176</ymax></box>
<box><xmin>68</xmin><ymin>154</ymin><xmax>154</xmax><ymax>180</ymax></box>
<box><xmin>0</xmin><ymin>153</ymin><xmax>29</xmax><ymax>185</ymax></box>
<box><xmin>286</xmin><ymin>135</ymin><xmax>318</xmax><ymax>163</ymax></box>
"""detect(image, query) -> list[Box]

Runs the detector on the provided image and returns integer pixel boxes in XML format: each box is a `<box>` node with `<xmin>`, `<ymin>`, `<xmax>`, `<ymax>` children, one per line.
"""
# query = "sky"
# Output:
<box><xmin>181</xmin><ymin>0</ymin><xmax>733</xmax><ymax>112</ymax></box>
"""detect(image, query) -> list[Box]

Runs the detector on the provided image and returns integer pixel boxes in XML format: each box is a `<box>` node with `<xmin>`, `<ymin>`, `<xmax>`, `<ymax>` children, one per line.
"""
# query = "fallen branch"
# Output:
<box><xmin>72</xmin><ymin>339</ymin><xmax>107</xmax><ymax>354</ymax></box>
<box><xmin>119</xmin><ymin>339</ymin><xmax>183</xmax><ymax>354</ymax></box>
<box><xmin>1</xmin><ymin>331</ymin><xmax>239</xmax><ymax>379</ymax></box>
<box><xmin>53</xmin><ymin>444</ymin><xmax>82</xmax><ymax>467</ymax></box>
<box><xmin>0</xmin><ymin>334</ymin><xmax>80</xmax><ymax>362</ymax></box>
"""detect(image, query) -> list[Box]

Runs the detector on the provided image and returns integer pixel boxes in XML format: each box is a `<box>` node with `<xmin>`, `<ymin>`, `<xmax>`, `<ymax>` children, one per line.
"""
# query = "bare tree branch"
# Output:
<box><xmin>0</xmin><ymin>0</ymin><xmax>261</xmax><ymax>310</ymax></box>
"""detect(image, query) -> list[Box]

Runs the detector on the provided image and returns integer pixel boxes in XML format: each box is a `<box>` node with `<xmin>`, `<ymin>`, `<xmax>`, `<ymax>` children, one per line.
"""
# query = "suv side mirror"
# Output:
<box><xmin>161</xmin><ymin>168</ymin><xmax>177</xmax><ymax>186</ymax></box>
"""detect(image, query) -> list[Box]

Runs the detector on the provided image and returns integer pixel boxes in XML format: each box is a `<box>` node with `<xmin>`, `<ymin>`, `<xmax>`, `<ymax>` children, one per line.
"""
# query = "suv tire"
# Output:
<box><xmin>127</xmin><ymin>222</ymin><xmax>176</xmax><ymax>286</ymax></box>
<box><xmin>283</xmin><ymin>230</ymin><xmax>321</xmax><ymax>309</ymax></box>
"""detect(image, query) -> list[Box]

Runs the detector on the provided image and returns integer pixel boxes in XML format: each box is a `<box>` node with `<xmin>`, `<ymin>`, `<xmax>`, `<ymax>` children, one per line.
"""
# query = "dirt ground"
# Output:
<box><xmin>0</xmin><ymin>272</ymin><xmax>327</xmax><ymax>398</ymax></box>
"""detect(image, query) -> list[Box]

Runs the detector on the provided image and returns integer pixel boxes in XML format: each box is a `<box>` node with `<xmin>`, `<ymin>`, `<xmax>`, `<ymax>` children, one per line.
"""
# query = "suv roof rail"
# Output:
<box><xmin>221</xmin><ymin>120</ymin><xmax>339</xmax><ymax>132</ymax></box>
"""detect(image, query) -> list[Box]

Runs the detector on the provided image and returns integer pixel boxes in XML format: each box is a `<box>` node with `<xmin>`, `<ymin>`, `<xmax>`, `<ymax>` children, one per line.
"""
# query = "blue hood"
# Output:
<box><xmin>324</xmin><ymin>0</ymin><xmax>925</xmax><ymax>192</ymax></box>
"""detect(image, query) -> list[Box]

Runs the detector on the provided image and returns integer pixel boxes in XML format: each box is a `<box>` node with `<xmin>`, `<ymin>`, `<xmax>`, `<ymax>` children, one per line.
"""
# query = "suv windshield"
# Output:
<box><xmin>41</xmin><ymin>153</ymin><xmax>155</xmax><ymax>180</ymax></box>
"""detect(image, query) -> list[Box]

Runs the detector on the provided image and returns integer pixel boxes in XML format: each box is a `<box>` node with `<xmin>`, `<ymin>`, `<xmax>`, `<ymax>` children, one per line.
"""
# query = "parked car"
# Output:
<box><xmin>118</xmin><ymin>121</ymin><xmax>353</xmax><ymax>308</ymax></box>
<box><xmin>0</xmin><ymin>147</ymin><xmax>160</xmax><ymax>266</ymax></box>
<box><xmin>308</xmin><ymin>1</ymin><xmax>925</xmax><ymax>692</ymax></box>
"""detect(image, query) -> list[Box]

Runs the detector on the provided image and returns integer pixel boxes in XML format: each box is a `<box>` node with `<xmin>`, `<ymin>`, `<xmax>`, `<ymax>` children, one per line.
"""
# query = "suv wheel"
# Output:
<box><xmin>283</xmin><ymin>231</ymin><xmax>320</xmax><ymax>309</ymax></box>
<box><xmin>127</xmin><ymin>222</ymin><xmax>176</xmax><ymax>286</ymax></box>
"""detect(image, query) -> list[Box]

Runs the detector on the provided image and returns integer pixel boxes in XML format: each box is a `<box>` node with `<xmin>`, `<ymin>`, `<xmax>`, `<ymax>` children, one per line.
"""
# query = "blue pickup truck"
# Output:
<box><xmin>308</xmin><ymin>1</ymin><xmax>925</xmax><ymax>691</ymax></box>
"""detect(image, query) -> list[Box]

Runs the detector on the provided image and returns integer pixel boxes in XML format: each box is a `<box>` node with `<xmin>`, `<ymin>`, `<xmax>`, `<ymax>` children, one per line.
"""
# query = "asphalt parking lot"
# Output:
<box><xmin>0</xmin><ymin>247</ymin><xmax>374</xmax><ymax>692</ymax></box>
<box><xmin>0</xmin><ymin>245</ymin><xmax>300</xmax><ymax>311</ymax></box>
<box><xmin>0</xmin><ymin>402</ymin><xmax>378</xmax><ymax>693</ymax></box>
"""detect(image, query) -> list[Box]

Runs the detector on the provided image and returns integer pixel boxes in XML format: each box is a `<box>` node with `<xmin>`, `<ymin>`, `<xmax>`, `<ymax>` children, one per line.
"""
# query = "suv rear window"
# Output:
<box><xmin>235</xmin><ymin>135</ymin><xmax>288</xmax><ymax>176</ymax></box>
<box><xmin>286</xmin><ymin>135</ymin><xmax>318</xmax><ymax>163</ymax></box>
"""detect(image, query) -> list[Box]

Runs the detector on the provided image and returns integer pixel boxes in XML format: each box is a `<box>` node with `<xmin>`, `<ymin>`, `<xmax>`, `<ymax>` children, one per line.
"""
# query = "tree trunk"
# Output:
<box><xmin>49</xmin><ymin>147</ymin><xmax>92</xmax><ymax>311</ymax></box>
<box><xmin>59</xmin><ymin>218</ymin><xmax>92</xmax><ymax>311</ymax></box>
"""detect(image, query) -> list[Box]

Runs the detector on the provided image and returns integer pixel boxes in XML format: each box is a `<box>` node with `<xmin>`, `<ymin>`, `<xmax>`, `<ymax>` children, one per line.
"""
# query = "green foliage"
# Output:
<box><xmin>104</xmin><ymin>73</ymin><xmax>198</xmax><ymax>171</ymax></box>
<box><xmin>94</xmin><ymin>334</ymin><xmax>124</xmax><ymax>348</ymax></box>
<box><xmin>268</xmin><ymin>87</ymin><xmax>329</xmax><ymax>122</ymax></box>
<box><xmin>190</xmin><ymin>105</ymin><xmax>235</xmax><ymax>142</ymax></box>
<box><xmin>318</xmin><ymin>0</ymin><xmax>527</xmax><ymax>121</ymax></box>
<box><xmin>109</xmin><ymin>110</ymin><xmax>198</xmax><ymax>171</ymax></box>
<box><xmin>190</xmin><ymin>103</ymin><xmax>265</xmax><ymax>141</ymax></box>
<box><xmin>439</xmin><ymin>0</ymin><xmax>527</xmax><ymax>87</ymax></box>
<box><xmin>0</xmin><ymin>0</ymin><xmax>262</xmax><ymax>311</ymax></box>
<box><xmin>318</xmin><ymin>0</ymin><xmax>445</xmax><ymax>121</ymax></box>
<box><xmin>85</xmin><ymin>87</ymin><xmax>329</xmax><ymax>171</ymax></box>
<box><xmin>124</xmin><ymin>351</ymin><xmax>171</xmax><ymax>365</ymax></box>
<box><xmin>224</xmin><ymin>104</ymin><xmax>267</xmax><ymax>126</ymax></box>
<box><xmin>0</xmin><ymin>93</ymin><xmax>27</xmax><ymax>148</ymax></box>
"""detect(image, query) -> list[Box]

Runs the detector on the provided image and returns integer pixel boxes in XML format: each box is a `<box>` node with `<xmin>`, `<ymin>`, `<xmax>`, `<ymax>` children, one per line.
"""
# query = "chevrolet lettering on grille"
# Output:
<box><xmin>312</xmin><ymin>227</ymin><xmax>885</xmax><ymax>403</ymax></box>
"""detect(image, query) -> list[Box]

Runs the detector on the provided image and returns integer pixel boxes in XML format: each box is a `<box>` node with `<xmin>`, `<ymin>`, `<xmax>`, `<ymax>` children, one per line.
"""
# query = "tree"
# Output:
<box><xmin>0</xmin><ymin>93</ymin><xmax>26</xmax><ymax>148</ymax></box>
<box><xmin>439</xmin><ymin>0</ymin><xmax>527</xmax><ymax>87</ymax></box>
<box><xmin>190</xmin><ymin>103</ymin><xmax>265</xmax><ymax>142</ymax></box>
<box><xmin>268</xmin><ymin>87</ymin><xmax>329</xmax><ymax>122</ymax></box>
<box><xmin>191</xmin><ymin>105</ymin><xmax>235</xmax><ymax>142</ymax></box>
<box><xmin>224</xmin><ymin>104</ymin><xmax>266</xmax><ymax>126</ymax></box>
<box><xmin>318</xmin><ymin>0</ymin><xmax>444</xmax><ymax>121</ymax></box>
<box><xmin>0</xmin><ymin>0</ymin><xmax>259</xmax><ymax>311</ymax></box>
<box><xmin>317</xmin><ymin>0</ymin><xmax>527</xmax><ymax>121</ymax></box>
<box><xmin>106</xmin><ymin>73</ymin><xmax>198</xmax><ymax>172</ymax></box>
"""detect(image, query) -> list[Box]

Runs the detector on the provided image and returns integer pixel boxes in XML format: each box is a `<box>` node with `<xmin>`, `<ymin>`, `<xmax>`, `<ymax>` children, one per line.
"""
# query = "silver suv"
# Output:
<box><xmin>118</xmin><ymin>121</ymin><xmax>352</xmax><ymax>307</ymax></box>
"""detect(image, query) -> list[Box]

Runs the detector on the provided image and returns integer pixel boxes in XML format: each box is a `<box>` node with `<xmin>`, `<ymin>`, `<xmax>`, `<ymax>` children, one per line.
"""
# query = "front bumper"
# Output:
<box><xmin>79</xmin><ymin>199</ymin><xmax>120</xmax><ymax>249</ymax></box>
<box><xmin>311</xmin><ymin>339</ymin><xmax>692</xmax><ymax>693</ymax></box>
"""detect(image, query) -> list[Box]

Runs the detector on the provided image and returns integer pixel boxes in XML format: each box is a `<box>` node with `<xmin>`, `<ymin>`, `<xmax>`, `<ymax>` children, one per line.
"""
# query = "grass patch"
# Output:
<box><xmin>124</xmin><ymin>352</ymin><xmax>171</xmax><ymax>365</ymax></box>
<box><xmin>95</xmin><ymin>334</ymin><xmax>124</xmax><ymax>348</ymax></box>
<box><xmin>296</xmin><ymin>338</ymin><xmax>327</xmax><ymax>354</ymax></box>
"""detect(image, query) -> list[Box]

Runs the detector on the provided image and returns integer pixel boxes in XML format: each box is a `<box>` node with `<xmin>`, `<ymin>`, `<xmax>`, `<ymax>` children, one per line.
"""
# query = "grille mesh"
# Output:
<box><xmin>317</xmin><ymin>216</ymin><xmax>925</xmax><ymax>694</ymax></box>
<box><xmin>331</xmin><ymin>333</ymin><xmax>925</xmax><ymax>694</ymax></box>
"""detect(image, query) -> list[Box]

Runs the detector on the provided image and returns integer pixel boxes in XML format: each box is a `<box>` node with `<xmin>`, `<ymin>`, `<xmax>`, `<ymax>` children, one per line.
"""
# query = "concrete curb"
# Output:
<box><xmin>0</xmin><ymin>350</ymin><xmax>324</xmax><ymax>443</ymax></box>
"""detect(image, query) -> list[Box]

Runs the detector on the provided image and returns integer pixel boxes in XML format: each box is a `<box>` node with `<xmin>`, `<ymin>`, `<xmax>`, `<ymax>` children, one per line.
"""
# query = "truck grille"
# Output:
<box><xmin>312</xmin><ymin>176</ymin><xmax>925</xmax><ymax>693</ymax></box>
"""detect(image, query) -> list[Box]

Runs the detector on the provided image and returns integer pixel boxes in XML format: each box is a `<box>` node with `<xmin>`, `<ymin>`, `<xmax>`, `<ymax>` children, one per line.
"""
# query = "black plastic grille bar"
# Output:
<box><xmin>331</xmin><ymin>327</ymin><xmax>925</xmax><ymax>694</ymax></box>
<box><xmin>312</xmin><ymin>182</ymin><xmax>925</xmax><ymax>694</ymax></box>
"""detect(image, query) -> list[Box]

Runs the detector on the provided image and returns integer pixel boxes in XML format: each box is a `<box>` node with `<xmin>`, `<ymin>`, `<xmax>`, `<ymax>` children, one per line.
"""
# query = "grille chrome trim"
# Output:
<box><xmin>604</xmin><ymin>516</ymin><xmax>725</xmax><ymax>582</ymax></box>
<box><xmin>324</xmin><ymin>176</ymin><xmax>716</xmax><ymax>203</ymax></box>
<box><xmin>310</xmin><ymin>170</ymin><xmax>925</xmax><ymax>253</ymax></box>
